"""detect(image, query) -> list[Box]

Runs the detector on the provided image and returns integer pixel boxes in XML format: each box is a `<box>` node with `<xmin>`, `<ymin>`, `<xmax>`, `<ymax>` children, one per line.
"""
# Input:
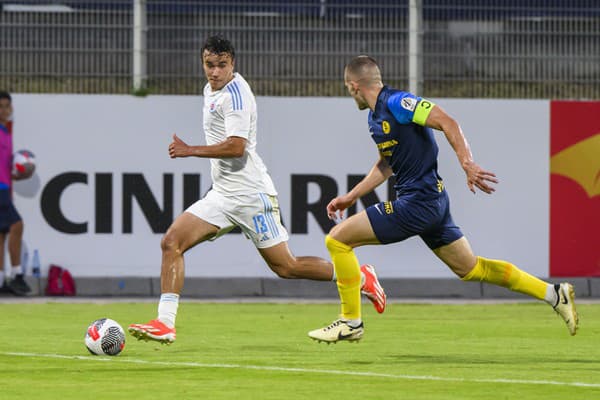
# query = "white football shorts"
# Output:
<box><xmin>184</xmin><ymin>189</ymin><xmax>289</xmax><ymax>249</ymax></box>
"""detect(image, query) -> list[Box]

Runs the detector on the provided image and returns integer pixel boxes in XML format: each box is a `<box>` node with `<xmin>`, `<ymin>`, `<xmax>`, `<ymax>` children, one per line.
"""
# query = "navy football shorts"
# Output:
<box><xmin>0</xmin><ymin>189</ymin><xmax>22</xmax><ymax>234</ymax></box>
<box><xmin>366</xmin><ymin>190</ymin><xmax>463</xmax><ymax>249</ymax></box>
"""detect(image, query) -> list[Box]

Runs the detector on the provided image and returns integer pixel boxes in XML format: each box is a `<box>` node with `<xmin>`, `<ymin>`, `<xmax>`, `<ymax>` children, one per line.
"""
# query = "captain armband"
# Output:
<box><xmin>412</xmin><ymin>98</ymin><xmax>436</xmax><ymax>126</ymax></box>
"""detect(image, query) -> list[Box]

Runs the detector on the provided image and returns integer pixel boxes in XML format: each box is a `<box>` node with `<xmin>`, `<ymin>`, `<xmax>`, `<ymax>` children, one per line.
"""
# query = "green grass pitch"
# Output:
<box><xmin>1</xmin><ymin>301</ymin><xmax>599</xmax><ymax>399</ymax></box>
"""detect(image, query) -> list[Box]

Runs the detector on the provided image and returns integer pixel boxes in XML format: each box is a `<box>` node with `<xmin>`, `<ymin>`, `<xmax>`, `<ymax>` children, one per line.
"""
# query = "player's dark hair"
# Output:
<box><xmin>345</xmin><ymin>55</ymin><xmax>379</xmax><ymax>75</ymax></box>
<box><xmin>0</xmin><ymin>91</ymin><xmax>12</xmax><ymax>103</ymax></box>
<box><xmin>201</xmin><ymin>35</ymin><xmax>235</xmax><ymax>60</ymax></box>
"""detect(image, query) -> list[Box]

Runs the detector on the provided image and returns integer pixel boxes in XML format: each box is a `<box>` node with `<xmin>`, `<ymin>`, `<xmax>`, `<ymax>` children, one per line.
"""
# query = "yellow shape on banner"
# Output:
<box><xmin>550</xmin><ymin>133</ymin><xmax>600</xmax><ymax>198</ymax></box>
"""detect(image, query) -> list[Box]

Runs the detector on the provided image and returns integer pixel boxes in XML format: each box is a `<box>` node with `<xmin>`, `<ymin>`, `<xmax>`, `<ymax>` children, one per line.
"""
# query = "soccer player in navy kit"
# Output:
<box><xmin>308</xmin><ymin>56</ymin><xmax>579</xmax><ymax>342</ymax></box>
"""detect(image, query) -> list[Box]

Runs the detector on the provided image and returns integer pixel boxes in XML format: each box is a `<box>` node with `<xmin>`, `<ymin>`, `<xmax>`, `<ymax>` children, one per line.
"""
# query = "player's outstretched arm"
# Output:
<box><xmin>168</xmin><ymin>133</ymin><xmax>246</xmax><ymax>159</ymax></box>
<box><xmin>327</xmin><ymin>155</ymin><xmax>393</xmax><ymax>220</ymax></box>
<box><xmin>424</xmin><ymin>105</ymin><xmax>498</xmax><ymax>194</ymax></box>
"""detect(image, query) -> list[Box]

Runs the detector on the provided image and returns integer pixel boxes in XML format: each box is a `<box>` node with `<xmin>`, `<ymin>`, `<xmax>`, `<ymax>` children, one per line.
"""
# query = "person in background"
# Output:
<box><xmin>0</xmin><ymin>91</ymin><xmax>31</xmax><ymax>296</ymax></box>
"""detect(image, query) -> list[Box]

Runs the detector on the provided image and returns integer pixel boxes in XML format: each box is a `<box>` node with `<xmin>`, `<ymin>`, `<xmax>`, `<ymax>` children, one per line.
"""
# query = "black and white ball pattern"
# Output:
<box><xmin>85</xmin><ymin>318</ymin><xmax>126</xmax><ymax>356</ymax></box>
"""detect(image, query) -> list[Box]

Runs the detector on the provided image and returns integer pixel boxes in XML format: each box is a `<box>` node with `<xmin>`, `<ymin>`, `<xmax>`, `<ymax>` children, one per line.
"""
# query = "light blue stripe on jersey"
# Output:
<box><xmin>226</xmin><ymin>85</ymin><xmax>238</xmax><ymax>110</ymax></box>
<box><xmin>232</xmin><ymin>82</ymin><xmax>243</xmax><ymax>110</ymax></box>
<box><xmin>227</xmin><ymin>82</ymin><xmax>243</xmax><ymax>111</ymax></box>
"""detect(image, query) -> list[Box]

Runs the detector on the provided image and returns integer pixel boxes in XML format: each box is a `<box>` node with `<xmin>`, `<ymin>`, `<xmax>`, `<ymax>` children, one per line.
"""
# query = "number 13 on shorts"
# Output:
<box><xmin>251</xmin><ymin>193</ymin><xmax>288</xmax><ymax>247</ymax></box>
<box><xmin>252</xmin><ymin>214</ymin><xmax>269</xmax><ymax>234</ymax></box>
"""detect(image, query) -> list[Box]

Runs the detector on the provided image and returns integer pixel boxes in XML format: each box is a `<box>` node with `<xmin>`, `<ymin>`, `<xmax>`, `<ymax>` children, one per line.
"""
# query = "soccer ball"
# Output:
<box><xmin>12</xmin><ymin>149</ymin><xmax>35</xmax><ymax>179</ymax></box>
<box><xmin>85</xmin><ymin>318</ymin><xmax>126</xmax><ymax>356</ymax></box>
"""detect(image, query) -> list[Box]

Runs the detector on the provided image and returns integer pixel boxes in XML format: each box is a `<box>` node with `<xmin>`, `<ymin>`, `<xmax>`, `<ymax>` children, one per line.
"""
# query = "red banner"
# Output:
<box><xmin>550</xmin><ymin>101</ymin><xmax>600</xmax><ymax>276</ymax></box>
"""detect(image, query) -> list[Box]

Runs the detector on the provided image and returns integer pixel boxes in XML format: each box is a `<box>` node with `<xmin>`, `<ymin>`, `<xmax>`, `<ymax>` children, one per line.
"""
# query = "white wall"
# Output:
<box><xmin>10</xmin><ymin>95</ymin><xmax>549</xmax><ymax>278</ymax></box>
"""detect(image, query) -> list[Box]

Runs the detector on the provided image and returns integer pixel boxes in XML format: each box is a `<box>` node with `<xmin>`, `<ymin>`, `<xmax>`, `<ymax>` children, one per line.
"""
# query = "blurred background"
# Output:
<box><xmin>1</xmin><ymin>0</ymin><xmax>598</xmax><ymax>98</ymax></box>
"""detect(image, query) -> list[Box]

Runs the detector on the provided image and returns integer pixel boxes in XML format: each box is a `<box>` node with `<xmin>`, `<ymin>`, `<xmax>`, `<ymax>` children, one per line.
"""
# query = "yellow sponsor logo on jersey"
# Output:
<box><xmin>384</xmin><ymin>201</ymin><xmax>394</xmax><ymax>214</ymax></box>
<box><xmin>377</xmin><ymin>139</ymin><xmax>398</xmax><ymax>150</ymax></box>
<box><xmin>437</xmin><ymin>180</ymin><xmax>445</xmax><ymax>193</ymax></box>
<box><xmin>382</xmin><ymin>120</ymin><xmax>391</xmax><ymax>134</ymax></box>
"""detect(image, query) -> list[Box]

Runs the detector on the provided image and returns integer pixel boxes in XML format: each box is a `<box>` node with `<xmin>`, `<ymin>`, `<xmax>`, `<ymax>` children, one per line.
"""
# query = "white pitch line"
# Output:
<box><xmin>2</xmin><ymin>351</ymin><xmax>599</xmax><ymax>389</ymax></box>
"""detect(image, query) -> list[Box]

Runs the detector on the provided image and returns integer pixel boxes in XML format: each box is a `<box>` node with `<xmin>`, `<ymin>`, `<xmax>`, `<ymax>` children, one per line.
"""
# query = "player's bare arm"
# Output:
<box><xmin>168</xmin><ymin>133</ymin><xmax>246</xmax><ymax>159</ymax></box>
<box><xmin>424</xmin><ymin>105</ymin><xmax>498</xmax><ymax>194</ymax></box>
<box><xmin>326</xmin><ymin>155</ymin><xmax>392</xmax><ymax>220</ymax></box>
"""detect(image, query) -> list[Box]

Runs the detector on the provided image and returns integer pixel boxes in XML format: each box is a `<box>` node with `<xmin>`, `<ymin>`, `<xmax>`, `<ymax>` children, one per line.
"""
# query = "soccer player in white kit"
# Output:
<box><xmin>129</xmin><ymin>36</ymin><xmax>386</xmax><ymax>344</ymax></box>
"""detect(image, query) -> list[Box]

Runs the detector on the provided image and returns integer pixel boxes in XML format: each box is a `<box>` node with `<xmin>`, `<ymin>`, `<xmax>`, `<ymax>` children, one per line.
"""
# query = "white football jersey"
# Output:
<box><xmin>202</xmin><ymin>73</ymin><xmax>277</xmax><ymax>196</ymax></box>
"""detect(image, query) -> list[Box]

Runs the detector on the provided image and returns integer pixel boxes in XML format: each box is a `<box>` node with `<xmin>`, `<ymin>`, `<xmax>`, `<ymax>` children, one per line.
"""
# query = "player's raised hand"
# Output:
<box><xmin>463</xmin><ymin>160</ymin><xmax>498</xmax><ymax>194</ymax></box>
<box><xmin>326</xmin><ymin>193</ymin><xmax>357</xmax><ymax>221</ymax></box>
<box><xmin>169</xmin><ymin>133</ymin><xmax>190</xmax><ymax>158</ymax></box>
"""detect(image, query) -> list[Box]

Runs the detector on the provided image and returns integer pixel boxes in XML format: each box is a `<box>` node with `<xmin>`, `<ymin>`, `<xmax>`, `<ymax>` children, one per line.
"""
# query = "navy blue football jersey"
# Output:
<box><xmin>368</xmin><ymin>86</ymin><xmax>443</xmax><ymax>198</ymax></box>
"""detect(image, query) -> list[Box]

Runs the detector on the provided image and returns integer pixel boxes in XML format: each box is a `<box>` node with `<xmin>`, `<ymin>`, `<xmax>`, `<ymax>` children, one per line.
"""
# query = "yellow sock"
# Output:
<box><xmin>325</xmin><ymin>235</ymin><xmax>361</xmax><ymax>320</ymax></box>
<box><xmin>462</xmin><ymin>256</ymin><xmax>548</xmax><ymax>300</ymax></box>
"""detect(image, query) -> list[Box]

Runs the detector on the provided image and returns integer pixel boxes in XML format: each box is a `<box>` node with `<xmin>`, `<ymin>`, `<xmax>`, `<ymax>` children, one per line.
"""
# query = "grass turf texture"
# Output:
<box><xmin>0</xmin><ymin>302</ymin><xmax>598</xmax><ymax>399</ymax></box>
